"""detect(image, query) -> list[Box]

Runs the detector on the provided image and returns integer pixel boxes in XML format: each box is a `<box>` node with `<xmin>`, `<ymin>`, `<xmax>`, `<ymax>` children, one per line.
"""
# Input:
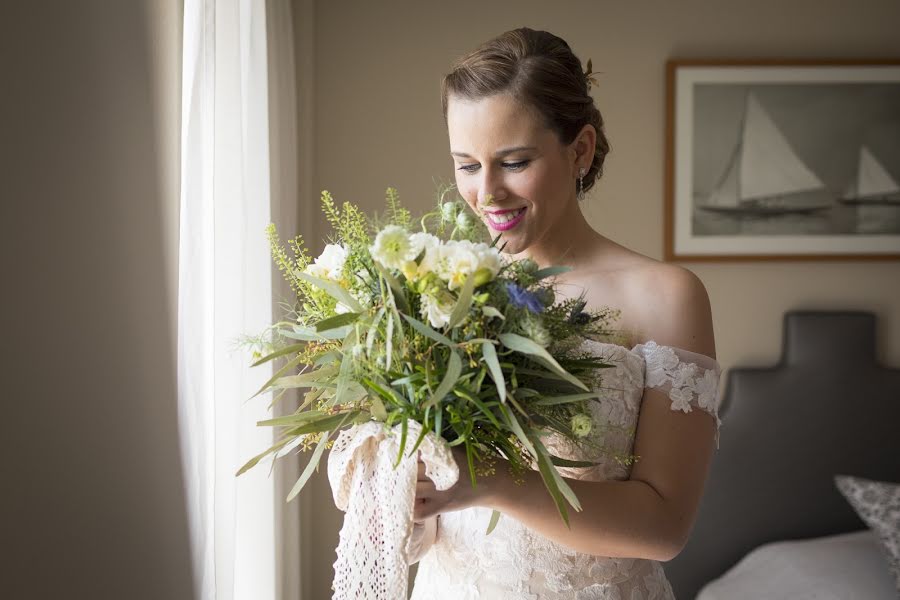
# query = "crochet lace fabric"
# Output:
<box><xmin>327</xmin><ymin>421</ymin><xmax>458</xmax><ymax>599</ymax></box>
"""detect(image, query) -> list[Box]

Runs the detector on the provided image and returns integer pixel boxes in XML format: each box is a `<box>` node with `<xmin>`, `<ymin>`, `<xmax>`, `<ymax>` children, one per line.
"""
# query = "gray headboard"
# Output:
<box><xmin>664</xmin><ymin>311</ymin><xmax>900</xmax><ymax>599</ymax></box>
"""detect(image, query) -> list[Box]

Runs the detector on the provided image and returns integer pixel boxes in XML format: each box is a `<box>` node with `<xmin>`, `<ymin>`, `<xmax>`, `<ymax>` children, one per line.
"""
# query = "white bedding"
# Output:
<box><xmin>697</xmin><ymin>529</ymin><xmax>897</xmax><ymax>600</ymax></box>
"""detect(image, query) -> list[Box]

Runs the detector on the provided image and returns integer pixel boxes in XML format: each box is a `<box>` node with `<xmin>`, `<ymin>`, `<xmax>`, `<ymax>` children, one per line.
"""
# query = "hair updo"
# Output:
<box><xmin>441</xmin><ymin>28</ymin><xmax>610</xmax><ymax>194</ymax></box>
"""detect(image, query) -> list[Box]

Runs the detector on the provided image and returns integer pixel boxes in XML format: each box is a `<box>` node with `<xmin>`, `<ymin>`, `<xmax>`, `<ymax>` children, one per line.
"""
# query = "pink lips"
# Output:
<box><xmin>485</xmin><ymin>207</ymin><xmax>526</xmax><ymax>232</ymax></box>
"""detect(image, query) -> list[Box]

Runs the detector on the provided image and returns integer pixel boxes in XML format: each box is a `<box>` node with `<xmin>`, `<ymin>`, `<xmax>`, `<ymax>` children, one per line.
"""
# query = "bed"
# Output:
<box><xmin>664</xmin><ymin>311</ymin><xmax>900</xmax><ymax>599</ymax></box>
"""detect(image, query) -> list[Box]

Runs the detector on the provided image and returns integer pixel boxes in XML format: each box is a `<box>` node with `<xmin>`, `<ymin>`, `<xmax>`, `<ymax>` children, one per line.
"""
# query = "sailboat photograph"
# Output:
<box><xmin>839</xmin><ymin>146</ymin><xmax>900</xmax><ymax>206</ymax></box>
<box><xmin>668</xmin><ymin>61</ymin><xmax>900</xmax><ymax>259</ymax></box>
<box><xmin>838</xmin><ymin>145</ymin><xmax>900</xmax><ymax>234</ymax></box>
<box><xmin>699</xmin><ymin>93</ymin><xmax>832</xmax><ymax>217</ymax></box>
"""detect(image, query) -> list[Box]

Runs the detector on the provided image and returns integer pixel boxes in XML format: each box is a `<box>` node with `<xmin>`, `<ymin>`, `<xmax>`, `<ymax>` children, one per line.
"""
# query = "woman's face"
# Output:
<box><xmin>446</xmin><ymin>93</ymin><xmax>580</xmax><ymax>255</ymax></box>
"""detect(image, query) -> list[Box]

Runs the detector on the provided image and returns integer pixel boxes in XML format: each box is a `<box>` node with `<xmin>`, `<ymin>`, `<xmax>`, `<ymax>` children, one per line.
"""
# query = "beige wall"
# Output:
<box><xmin>303</xmin><ymin>0</ymin><xmax>900</xmax><ymax>596</ymax></box>
<box><xmin>2</xmin><ymin>1</ymin><xmax>193</xmax><ymax>599</ymax></box>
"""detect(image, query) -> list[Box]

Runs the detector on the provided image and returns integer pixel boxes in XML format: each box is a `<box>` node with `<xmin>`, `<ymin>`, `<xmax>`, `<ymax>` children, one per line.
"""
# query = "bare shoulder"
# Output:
<box><xmin>623</xmin><ymin>260</ymin><xmax>716</xmax><ymax>359</ymax></box>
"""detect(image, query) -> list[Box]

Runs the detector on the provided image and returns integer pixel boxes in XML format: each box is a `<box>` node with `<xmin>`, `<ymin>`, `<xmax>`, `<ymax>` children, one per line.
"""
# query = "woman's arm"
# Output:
<box><xmin>415</xmin><ymin>265</ymin><xmax>718</xmax><ymax>561</ymax></box>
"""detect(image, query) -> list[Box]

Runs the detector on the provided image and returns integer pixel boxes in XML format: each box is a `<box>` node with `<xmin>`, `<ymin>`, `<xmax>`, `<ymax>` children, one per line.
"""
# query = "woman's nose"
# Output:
<box><xmin>476</xmin><ymin>169</ymin><xmax>507</xmax><ymax>207</ymax></box>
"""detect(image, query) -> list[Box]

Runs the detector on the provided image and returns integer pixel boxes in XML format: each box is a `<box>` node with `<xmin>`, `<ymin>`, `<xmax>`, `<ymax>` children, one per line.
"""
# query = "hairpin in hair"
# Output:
<box><xmin>584</xmin><ymin>58</ymin><xmax>601</xmax><ymax>92</ymax></box>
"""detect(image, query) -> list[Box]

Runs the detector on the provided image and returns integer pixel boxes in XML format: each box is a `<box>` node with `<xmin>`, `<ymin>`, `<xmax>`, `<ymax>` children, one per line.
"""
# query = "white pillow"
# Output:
<box><xmin>697</xmin><ymin>530</ymin><xmax>897</xmax><ymax>600</ymax></box>
<box><xmin>834</xmin><ymin>474</ymin><xmax>900</xmax><ymax>591</ymax></box>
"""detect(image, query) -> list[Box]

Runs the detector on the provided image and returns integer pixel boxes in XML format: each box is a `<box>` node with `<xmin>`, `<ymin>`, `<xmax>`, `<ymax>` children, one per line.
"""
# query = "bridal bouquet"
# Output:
<box><xmin>237</xmin><ymin>187</ymin><xmax>626</xmax><ymax>597</ymax></box>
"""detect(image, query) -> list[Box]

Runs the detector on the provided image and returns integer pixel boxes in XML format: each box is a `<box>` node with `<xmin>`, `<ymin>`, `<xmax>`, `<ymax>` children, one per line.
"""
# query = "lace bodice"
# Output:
<box><xmin>409</xmin><ymin>340</ymin><xmax>723</xmax><ymax>600</ymax></box>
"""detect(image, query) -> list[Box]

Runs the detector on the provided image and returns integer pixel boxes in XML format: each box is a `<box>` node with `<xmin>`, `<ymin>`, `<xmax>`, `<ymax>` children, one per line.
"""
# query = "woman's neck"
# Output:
<box><xmin>514</xmin><ymin>201</ymin><xmax>600</xmax><ymax>270</ymax></box>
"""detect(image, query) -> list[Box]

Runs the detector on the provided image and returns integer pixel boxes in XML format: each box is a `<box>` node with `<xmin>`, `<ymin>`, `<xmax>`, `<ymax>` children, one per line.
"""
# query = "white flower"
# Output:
<box><xmin>571</xmin><ymin>414</ymin><xmax>593</xmax><ymax>437</ymax></box>
<box><xmin>420</xmin><ymin>293</ymin><xmax>455</xmax><ymax>329</ymax></box>
<box><xmin>370</xmin><ymin>225</ymin><xmax>412</xmax><ymax>271</ymax></box>
<box><xmin>403</xmin><ymin>232</ymin><xmax>441</xmax><ymax>280</ymax></box>
<box><xmin>305</xmin><ymin>243</ymin><xmax>347</xmax><ymax>281</ymax></box>
<box><xmin>442</xmin><ymin>240</ymin><xmax>481</xmax><ymax>290</ymax></box>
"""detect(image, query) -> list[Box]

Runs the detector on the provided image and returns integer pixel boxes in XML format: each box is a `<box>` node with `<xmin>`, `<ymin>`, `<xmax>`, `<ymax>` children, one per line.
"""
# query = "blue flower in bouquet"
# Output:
<box><xmin>505</xmin><ymin>282</ymin><xmax>544</xmax><ymax>314</ymax></box>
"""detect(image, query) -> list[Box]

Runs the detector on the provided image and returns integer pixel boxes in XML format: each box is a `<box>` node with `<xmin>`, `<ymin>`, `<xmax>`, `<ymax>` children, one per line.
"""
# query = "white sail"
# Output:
<box><xmin>857</xmin><ymin>146</ymin><xmax>900</xmax><ymax>198</ymax></box>
<box><xmin>739</xmin><ymin>94</ymin><xmax>824</xmax><ymax>200</ymax></box>
<box><xmin>706</xmin><ymin>143</ymin><xmax>741</xmax><ymax>207</ymax></box>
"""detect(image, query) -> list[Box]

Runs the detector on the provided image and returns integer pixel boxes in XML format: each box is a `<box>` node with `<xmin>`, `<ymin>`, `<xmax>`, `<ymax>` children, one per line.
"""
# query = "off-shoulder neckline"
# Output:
<box><xmin>580</xmin><ymin>338</ymin><xmax>720</xmax><ymax>368</ymax></box>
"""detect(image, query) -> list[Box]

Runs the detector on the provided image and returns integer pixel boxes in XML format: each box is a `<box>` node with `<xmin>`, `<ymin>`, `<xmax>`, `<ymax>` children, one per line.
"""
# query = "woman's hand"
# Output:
<box><xmin>414</xmin><ymin>446</ymin><xmax>502</xmax><ymax>522</ymax></box>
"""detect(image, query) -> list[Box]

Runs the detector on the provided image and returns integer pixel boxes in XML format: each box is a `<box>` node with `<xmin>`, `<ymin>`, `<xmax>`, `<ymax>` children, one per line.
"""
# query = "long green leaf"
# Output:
<box><xmin>249</xmin><ymin>353</ymin><xmax>306</xmax><ymax>399</ymax></box>
<box><xmin>481</xmin><ymin>342</ymin><xmax>506</xmax><ymax>403</ymax></box>
<box><xmin>533</xmin><ymin>392</ymin><xmax>600</xmax><ymax>406</ymax></box>
<box><xmin>375</xmin><ymin>262</ymin><xmax>410</xmax><ymax>314</ymax></box>
<box><xmin>251</xmin><ymin>343</ymin><xmax>305</xmax><ymax>367</ymax></box>
<box><xmin>447</xmin><ymin>272</ymin><xmax>476</xmax><ymax>329</ymax></box>
<box><xmin>549</xmin><ymin>455</ymin><xmax>603</xmax><ymax>468</ymax></box>
<box><xmin>425</xmin><ymin>350</ymin><xmax>462</xmax><ymax>409</ymax></box>
<box><xmin>294</xmin><ymin>270</ymin><xmax>363</xmax><ymax>312</ymax></box>
<box><xmin>257</xmin><ymin>410</ymin><xmax>324</xmax><ymax>427</ymax></box>
<box><xmin>497</xmin><ymin>404</ymin><xmax>536</xmax><ymax>459</ymax></box>
<box><xmin>485</xmin><ymin>509</ymin><xmax>502</xmax><ymax>535</ymax></box>
<box><xmin>286</xmin><ymin>430</ymin><xmax>330</xmax><ymax>501</ymax></box>
<box><xmin>499</xmin><ymin>333</ymin><xmax>588</xmax><ymax>391</ymax></box>
<box><xmin>402</xmin><ymin>313</ymin><xmax>456</xmax><ymax>347</ymax></box>
<box><xmin>533</xmin><ymin>435</ymin><xmax>582</xmax><ymax>513</ymax></box>
<box><xmin>314</xmin><ymin>312</ymin><xmax>361</xmax><ymax>332</ymax></box>
<box><xmin>394</xmin><ymin>418</ymin><xmax>408</xmax><ymax>468</ymax></box>
<box><xmin>235</xmin><ymin>436</ymin><xmax>292</xmax><ymax>476</ymax></box>
<box><xmin>281</xmin><ymin>326</ymin><xmax>350</xmax><ymax>341</ymax></box>
<box><xmin>532</xmin><ymin>266</ymin><xmax>572</xmax><ymax>280</ymax></box>
<box><xmin>533</xmin><ymin>440</ymin><xmax>572</xmax><ymax>527</ymax></box>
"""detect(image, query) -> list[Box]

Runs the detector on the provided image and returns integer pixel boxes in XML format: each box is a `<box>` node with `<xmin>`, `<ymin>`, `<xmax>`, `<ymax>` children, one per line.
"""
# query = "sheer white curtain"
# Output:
<box><xmin>177</xmin><ymin>1</ymin><xmax>282</xmax><ymax>599</ymax></box>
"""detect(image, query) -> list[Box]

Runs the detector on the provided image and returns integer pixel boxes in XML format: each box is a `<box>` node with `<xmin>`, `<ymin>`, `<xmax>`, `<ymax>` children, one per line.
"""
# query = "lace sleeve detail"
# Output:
<box><xmin>633</xmin><ymin>341</ymin><xmax>723</xmax><ymax>445</ymax></box>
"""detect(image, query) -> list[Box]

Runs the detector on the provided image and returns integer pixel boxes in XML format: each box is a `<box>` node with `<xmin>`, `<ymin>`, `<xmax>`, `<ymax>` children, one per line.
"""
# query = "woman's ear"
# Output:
<box><xmin>572</xmin><ymin>123</ymin><xmax>597</xmax><ymax>173</ymax></box>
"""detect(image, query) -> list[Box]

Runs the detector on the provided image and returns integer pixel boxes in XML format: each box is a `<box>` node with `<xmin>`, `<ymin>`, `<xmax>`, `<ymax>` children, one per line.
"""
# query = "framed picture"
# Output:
<box><xmin>665</xmin><ymin>59</ymin><xmax>900</xmax><ymax>261</ymax></box>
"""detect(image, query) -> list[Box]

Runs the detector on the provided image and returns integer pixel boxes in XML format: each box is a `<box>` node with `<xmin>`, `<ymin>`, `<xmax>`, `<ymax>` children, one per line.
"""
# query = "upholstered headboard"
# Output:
<box><xmin>664</xmin><ymin>311</ymin><xmax>900</xmax><ymax>599</ymax></box>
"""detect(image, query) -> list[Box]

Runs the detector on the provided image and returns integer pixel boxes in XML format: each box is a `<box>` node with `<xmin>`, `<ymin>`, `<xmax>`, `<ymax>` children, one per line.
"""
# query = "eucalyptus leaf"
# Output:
<box><xmin>235</xmin><ymin>436</ymin><xmax>292</xmax><ymax>476</ymax></box>
<box><xmin>499</xmin><ymin>333</ymin><xmax>588</xmax><ymax>392</ymax></box>
<box><xmin>447</xmin><ymin>271</ymin><xmax>476</xmax><ymax>329</ymax></box>
<box><xmin>257</xmin><ymin>410</ymin><xmax>324</xmax><ymax>427</ymax></box>
<box><xmin>249</xmin><ymin>353</ymin><xmax>306</xmax><ymax>399</ymax></box>
<box><xmin>481</xmin><ymin>341</ymin><xmax>506</xmax><ymax>403</ymax></box>
<box><xmin>485</xmin><ymin>509</ymin><xmax>502</xmax><ymax>535</ymax></box>
<box><xmin>534</xmin><ymin>435</ymin><xmax>581</xmax><ymax>513</ymax></box>
<box><xmin>549</xmin><ymin>455</ymin><xmax>603</xmax><ymax>468</ymax></box>
<box><xmin>251</xmin><ymin>343</ymin><xmax>305</xmax><ymax>367</ymax></box>
<box><xmin>532</xmin><ymin>266</ymin><xmax>572</xmax><ymax>280</ymax></box>
<box><xmin>533</xmin><ymin>392</ymin><xmax>600</xmax><ymax>406</ymax></box>
<box><xmin>294</xmin><ymin>270</ymin><xmax>363</xmax><ymax>312</ymax></box>
<box><xmin>481</xmin><ymin>306</ymin><xmax>505</xmax><ymax>320</ymax></box>
<box><xmin>286</xmin><ymin>430</ymin><xmax>330</xmax><ymax>502</ymax></box>
<box><xmin>425</xmin><ymin>350</ymin><xmax>462</xmax><ymax>409</ymax></box>
<box><xmin>402</xmin><ymin>313</ymin><xmax>455</xmax><ymax>347</ymax></box>
<box><xmin>314</xmin><ymin>312</ymin><xmax>361</xmax><ymax>332</ymax></box>
<box><xmin>375</xmin><ymin>262</ymin><xmax>410</xmax><ymax>314</ymax></box>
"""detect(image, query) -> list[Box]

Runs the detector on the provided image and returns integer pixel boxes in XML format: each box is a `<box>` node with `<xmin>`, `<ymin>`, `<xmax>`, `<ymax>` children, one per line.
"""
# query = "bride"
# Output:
<box><xmin>408</xmin><ymin>28</ymin><xmax>721</xmax><ymax>599</ymax></box>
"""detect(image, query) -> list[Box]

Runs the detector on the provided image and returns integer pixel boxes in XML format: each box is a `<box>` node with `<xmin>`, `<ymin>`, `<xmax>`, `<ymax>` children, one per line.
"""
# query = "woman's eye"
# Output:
<box><xmin>457</xmin><ymin>164</ymin><xmax>480</xmax><ymax>173</ymax></box>
<box><xmin>502</xmin><ymin>160</ymin><xmax>530</xmax><ymax>171</ymax></box>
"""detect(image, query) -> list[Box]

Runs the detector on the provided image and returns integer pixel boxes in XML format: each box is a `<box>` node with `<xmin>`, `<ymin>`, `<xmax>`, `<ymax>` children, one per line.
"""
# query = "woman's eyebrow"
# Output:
<box><xmin>450</xmin><ymin>146</ymin><xmax>537</xmax><ymax>158</ymax></box>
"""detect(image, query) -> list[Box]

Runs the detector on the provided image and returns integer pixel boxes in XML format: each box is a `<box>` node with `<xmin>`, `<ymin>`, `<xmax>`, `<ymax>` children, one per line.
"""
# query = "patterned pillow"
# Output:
<box><xmin>834</xmin><ymin>475</ymin><xmax>900</xmax><ymax>591</ymax></box>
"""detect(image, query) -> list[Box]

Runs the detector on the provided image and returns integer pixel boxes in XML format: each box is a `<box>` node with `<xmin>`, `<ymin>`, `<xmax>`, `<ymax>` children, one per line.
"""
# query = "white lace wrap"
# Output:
<box><xmin>327</xmin><ymin>421</ymin><xmax>459</xmax><ymax>600</ymax></box>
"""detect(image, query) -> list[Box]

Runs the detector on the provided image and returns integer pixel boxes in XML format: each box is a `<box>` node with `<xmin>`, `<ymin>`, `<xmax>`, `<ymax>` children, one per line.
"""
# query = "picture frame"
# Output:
<box><xmin>665</xmin><ymin>59</ymin><xmax>900</xmax><ymax>261</ymax></box>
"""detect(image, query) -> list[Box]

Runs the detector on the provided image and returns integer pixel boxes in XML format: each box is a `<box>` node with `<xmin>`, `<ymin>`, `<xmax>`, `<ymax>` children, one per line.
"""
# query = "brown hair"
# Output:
<box><xmin>441</xmin><ymin>28</ymin><xmax>610</xmax><ymax>193</ymax></box>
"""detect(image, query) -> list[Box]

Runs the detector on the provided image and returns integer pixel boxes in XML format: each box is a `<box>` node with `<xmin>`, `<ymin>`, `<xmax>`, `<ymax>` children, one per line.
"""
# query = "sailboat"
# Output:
<box><xmin>838</xmin><ymin>146</ymin><xmax>900</xmax><ymax>206</ymax></box>
<box><xmin>699</xmin><ymin>93</ymin><xmax>832</xmax><ymax>216</ymax></box>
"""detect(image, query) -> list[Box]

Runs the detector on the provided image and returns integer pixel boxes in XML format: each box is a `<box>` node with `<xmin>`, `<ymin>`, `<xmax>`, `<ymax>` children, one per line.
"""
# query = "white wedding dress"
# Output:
<box><xmin>408</xmin><ymin>340</ymin><xmax>723</xmax><ymax>600</ymax></box>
